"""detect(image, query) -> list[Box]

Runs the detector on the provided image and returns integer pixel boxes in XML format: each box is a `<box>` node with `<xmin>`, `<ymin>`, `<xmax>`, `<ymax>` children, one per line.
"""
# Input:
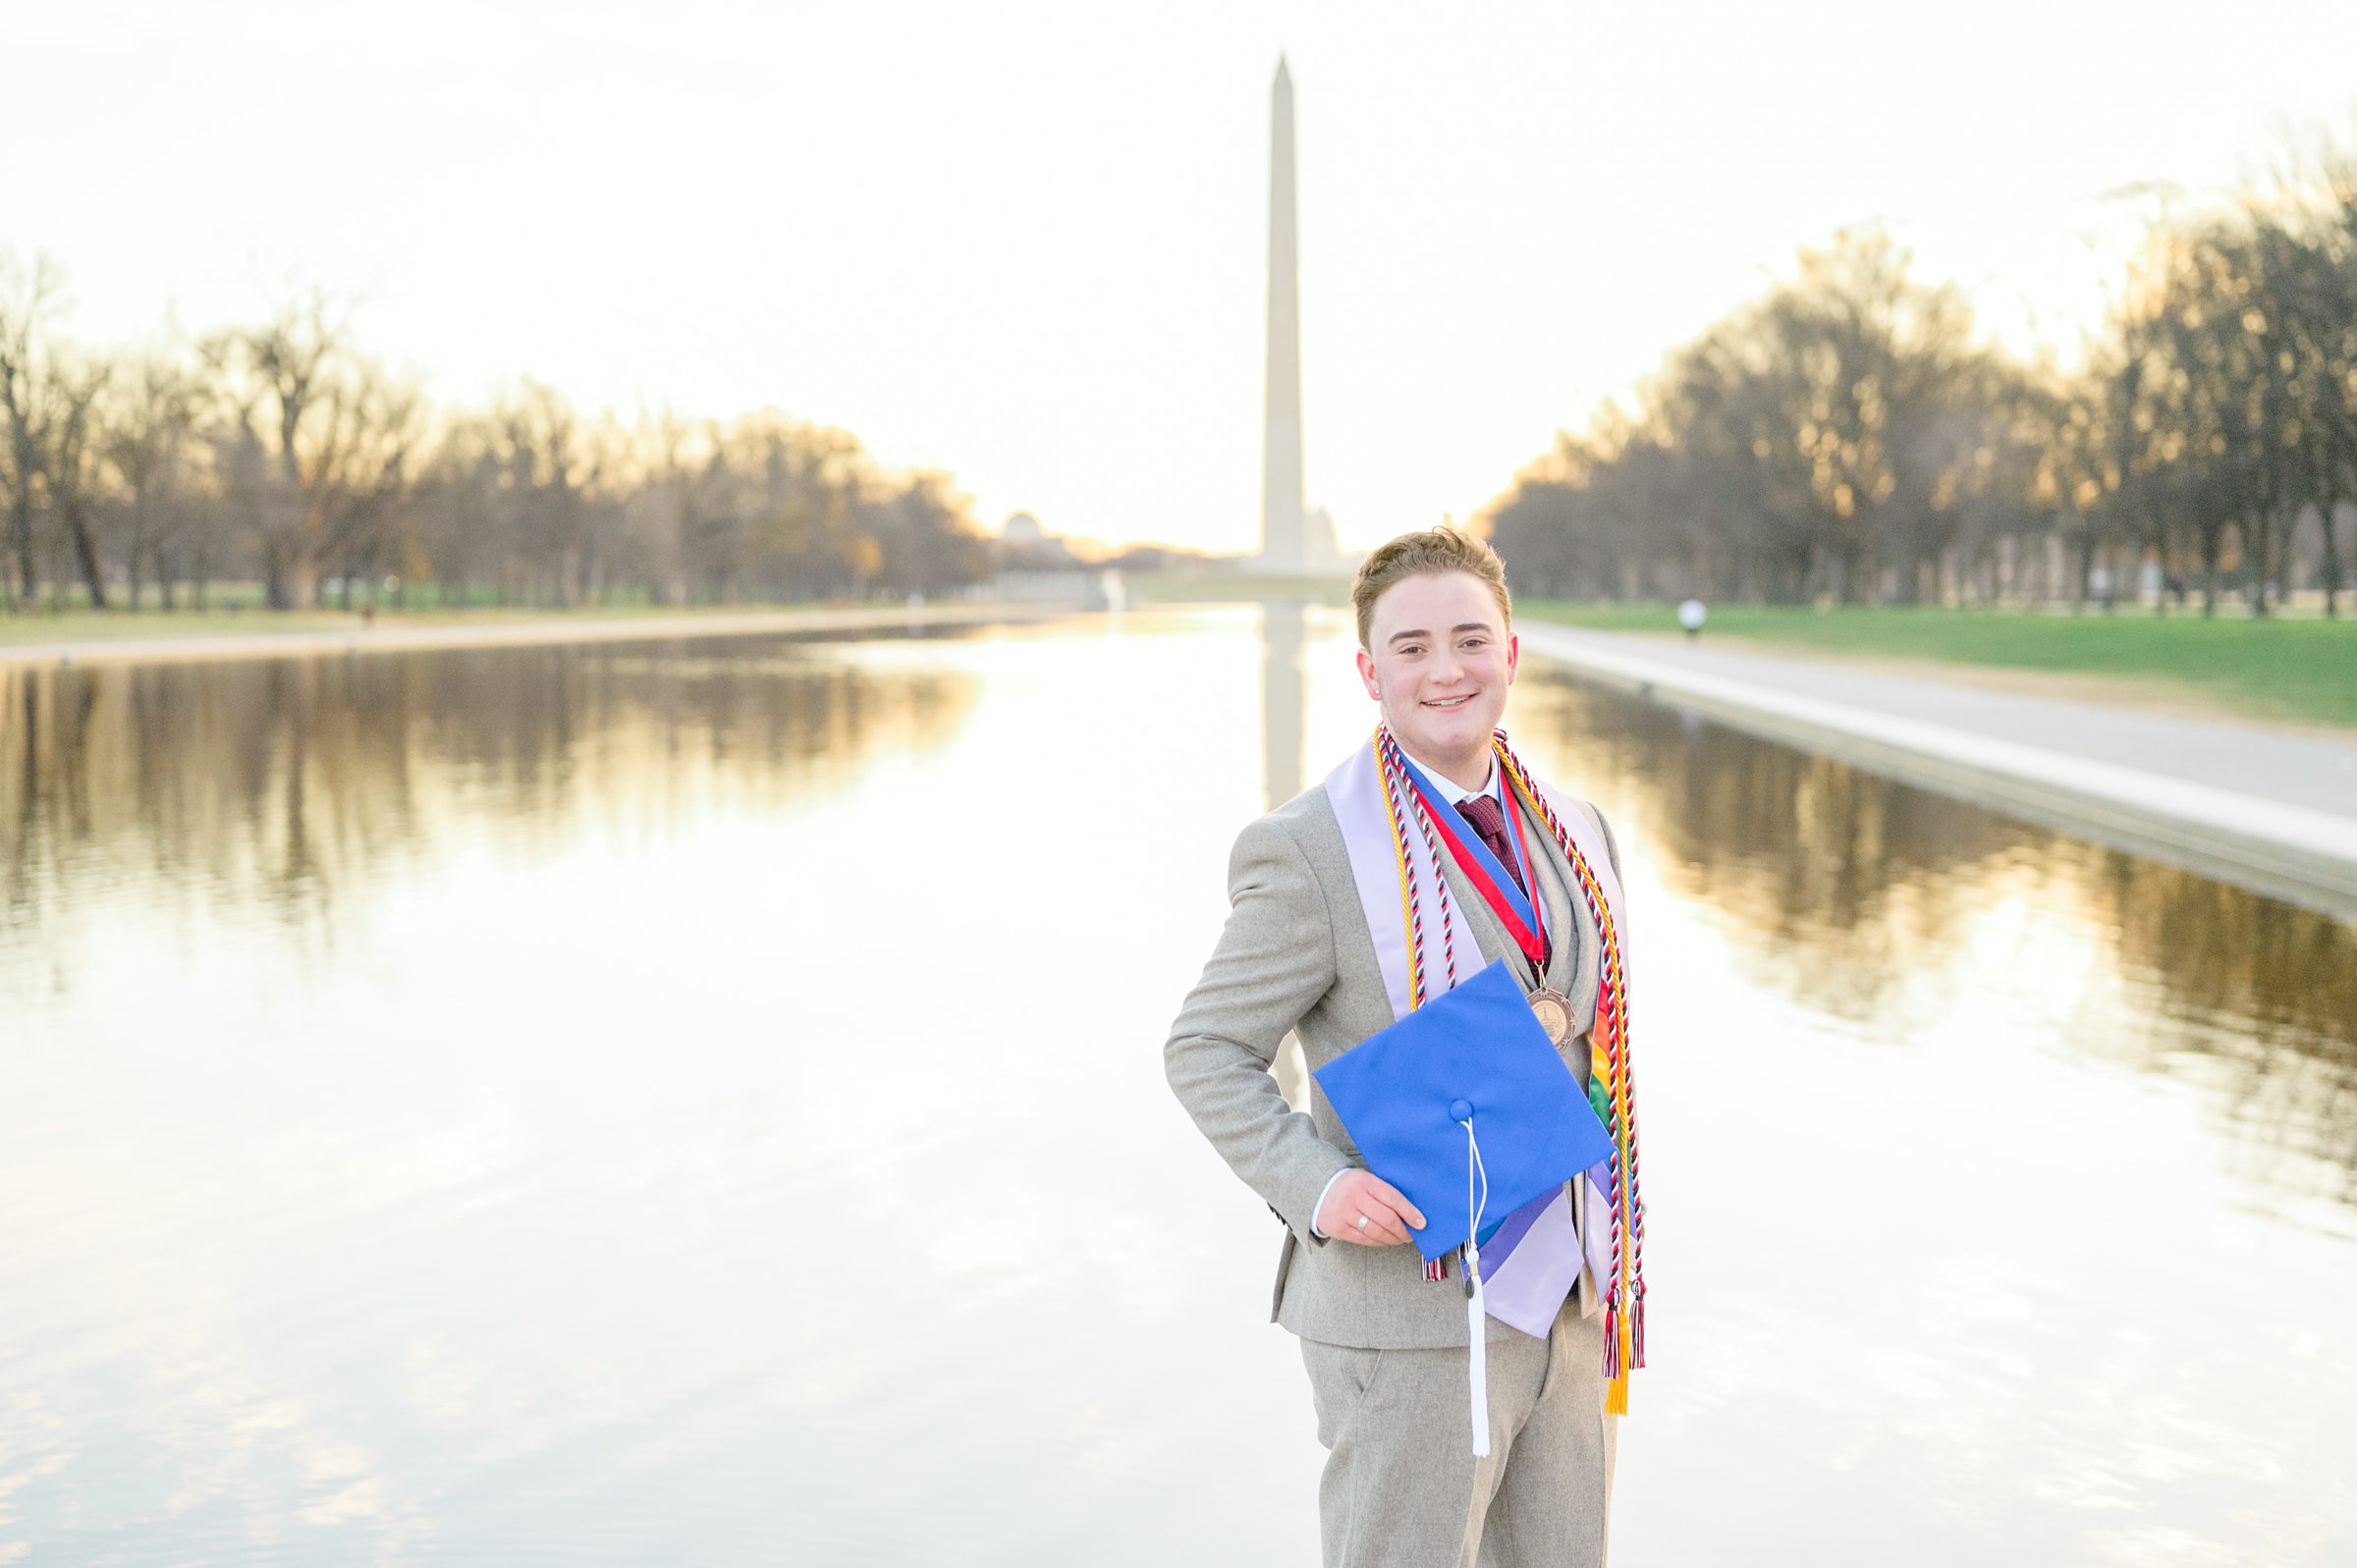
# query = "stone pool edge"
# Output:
<box><xmin>1516</xmin><ymin>622</ymin><xmax>2357</xmax><ymax>924</ymax></box>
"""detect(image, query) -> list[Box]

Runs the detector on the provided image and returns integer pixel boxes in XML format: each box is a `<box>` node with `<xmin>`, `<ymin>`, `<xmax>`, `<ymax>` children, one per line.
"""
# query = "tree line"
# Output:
<box><xmin>0</xmin><ymin>270</ymin><xmax>990</xmax><ymax>614</ymax></box>
<box><xmin>1486</xmin><ymin>137</ymin><xmax>2357</xmax><ymax>618</ymax></box>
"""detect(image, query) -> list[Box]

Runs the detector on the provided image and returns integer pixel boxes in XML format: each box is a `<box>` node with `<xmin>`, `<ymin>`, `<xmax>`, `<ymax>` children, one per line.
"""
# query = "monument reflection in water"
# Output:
<box><xmin>0</xmin><ymin>607</ymin><xmax>2352</xmax><ymax>1565</ymax></box>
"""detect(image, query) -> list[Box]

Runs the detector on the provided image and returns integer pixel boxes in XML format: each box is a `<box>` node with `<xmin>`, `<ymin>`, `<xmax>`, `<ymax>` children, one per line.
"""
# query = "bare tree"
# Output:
<box><xmin>44</xmin><ymin>354</ymin><xmax>113</xmax><ymax>608</ymax></box>
<box><xmin>0</xmin><ymin>253</ymin><xmax>68</xmax><ymax>609</ymax></box>
<box><xmin>2253</xmin><ymin>163</ymin><xmax>2357</xmax><ymax>618</ymax></box>
<box><xmin>206</xmin><ymin>291</ymin><xmax>422</xmax><ymax>609</ymax></box>
<box><xmin>102</xmin><ymin>351</ymin><xmax>206</xmax><ymax>608</ymax></box>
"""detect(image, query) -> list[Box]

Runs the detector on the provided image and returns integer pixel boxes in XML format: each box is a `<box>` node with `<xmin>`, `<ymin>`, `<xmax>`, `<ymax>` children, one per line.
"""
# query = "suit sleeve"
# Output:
<box><xmin>1163</xmin><ymin>815</ymin><xmax>1353</xmax><ymax>1249</ymax></box>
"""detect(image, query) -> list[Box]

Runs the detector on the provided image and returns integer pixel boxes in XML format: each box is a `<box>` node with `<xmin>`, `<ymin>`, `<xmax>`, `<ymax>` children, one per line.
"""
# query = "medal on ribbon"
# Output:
<box><xmin>1525</xmin><ymin>986</ymin><xmax>1575</xmax><ymax>1051</ymax></box>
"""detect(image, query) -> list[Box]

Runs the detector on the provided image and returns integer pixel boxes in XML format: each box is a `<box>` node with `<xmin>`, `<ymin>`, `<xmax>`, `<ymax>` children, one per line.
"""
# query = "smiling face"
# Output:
<box><xmin>1354</xmin><ymin>569</ymin><xmax>1518</xmax><ymax>784</ymax></box>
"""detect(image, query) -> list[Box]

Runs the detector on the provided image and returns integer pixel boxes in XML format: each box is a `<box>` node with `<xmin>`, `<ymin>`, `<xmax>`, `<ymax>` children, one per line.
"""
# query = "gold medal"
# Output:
<box><xmin>1527</xmin><ymin>986</ymin><xmax>1573</xmax><ymax>1049</ymax></box>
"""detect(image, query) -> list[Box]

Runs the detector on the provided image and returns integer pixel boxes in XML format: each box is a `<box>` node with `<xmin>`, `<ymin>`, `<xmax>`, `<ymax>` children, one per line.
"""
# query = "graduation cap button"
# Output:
<box><xmin>1449</xmin><ymin>1099</ymin><xmax>1473</xmax><ymax>1122</ymax></box>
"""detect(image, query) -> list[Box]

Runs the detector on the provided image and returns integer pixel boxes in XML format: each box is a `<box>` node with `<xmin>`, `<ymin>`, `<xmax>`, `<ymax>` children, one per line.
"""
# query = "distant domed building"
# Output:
<box><xmin>989</xmin><ymin>510</ymin><xmax>1121</xmax><ymax>610</ymax></box>
<box><xmin>993</xmin><ymin>510</ymin><xmax>1077</xmax><ymax>573</ymax></box>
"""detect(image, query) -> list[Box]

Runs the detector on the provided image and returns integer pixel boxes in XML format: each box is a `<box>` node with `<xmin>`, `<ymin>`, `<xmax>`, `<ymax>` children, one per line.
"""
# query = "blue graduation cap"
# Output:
<box><xmin>1314</xmin><ymin>958</ymin><xmax>1612</xmax><ymax>1266</ymax></box>
<box><xmin>1312</xmin><ymin>957</ymin><xmax>1614</xmax><ymax>1456</ymax></box>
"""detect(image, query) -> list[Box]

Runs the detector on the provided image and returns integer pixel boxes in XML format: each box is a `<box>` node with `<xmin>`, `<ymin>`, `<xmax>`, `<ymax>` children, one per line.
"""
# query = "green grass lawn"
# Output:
<box><xmin>1518</xmin><ymin>600</ymin><xmax>2357</xmax><ymax>729</ymax></box>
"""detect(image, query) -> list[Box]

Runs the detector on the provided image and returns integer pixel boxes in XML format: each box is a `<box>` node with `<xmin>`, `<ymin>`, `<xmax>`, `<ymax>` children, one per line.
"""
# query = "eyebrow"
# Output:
<box><xmin>1387</xmin><ymin>622</ymin><xmax>1496</xmax><ymax>648</ymax></box>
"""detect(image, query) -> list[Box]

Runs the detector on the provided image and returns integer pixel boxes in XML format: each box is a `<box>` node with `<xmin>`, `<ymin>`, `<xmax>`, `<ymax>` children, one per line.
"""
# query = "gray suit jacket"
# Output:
<box><xmin>1163</xmin><ymin>775</ymin><xmax>1622</xmax><ymax>1351</ymax></box>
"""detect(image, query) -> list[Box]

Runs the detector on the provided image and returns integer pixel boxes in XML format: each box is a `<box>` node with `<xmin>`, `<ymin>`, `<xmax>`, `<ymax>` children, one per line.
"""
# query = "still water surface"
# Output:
<box><xmin>2</xmin><ymin>607</ymin><xmax>2354</xmax><ymax>1565</ymax></box>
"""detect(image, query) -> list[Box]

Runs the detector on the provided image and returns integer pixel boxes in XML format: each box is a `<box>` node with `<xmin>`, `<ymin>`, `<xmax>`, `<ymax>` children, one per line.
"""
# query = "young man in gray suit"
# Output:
<box><xmin>1164</xmin><ymin>526</ymin><xmax>1635</xmax><ymax>1567</ymax></box>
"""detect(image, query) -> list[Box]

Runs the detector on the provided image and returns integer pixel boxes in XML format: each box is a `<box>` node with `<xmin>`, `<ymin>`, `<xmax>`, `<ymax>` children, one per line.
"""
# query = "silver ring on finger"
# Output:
<box><xmin>1354</xmin><ymin>1214</ymin><xmax>1370</xmax><ymax>1233</ymax></box>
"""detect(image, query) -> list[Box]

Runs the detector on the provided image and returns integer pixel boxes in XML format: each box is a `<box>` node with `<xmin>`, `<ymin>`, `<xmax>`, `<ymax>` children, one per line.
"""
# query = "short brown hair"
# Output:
<box><xmin>1350</xmin><ymin>525</ymin><xmax>1513</xmax><ymax>648</ymax></box>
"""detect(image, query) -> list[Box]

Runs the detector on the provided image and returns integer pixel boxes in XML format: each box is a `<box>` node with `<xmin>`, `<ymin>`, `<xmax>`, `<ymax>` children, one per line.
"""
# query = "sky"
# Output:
<box><xmin>9</xmin><ymin>0</ymin><xmax>2357</xmax><ymax>556</ymax></box>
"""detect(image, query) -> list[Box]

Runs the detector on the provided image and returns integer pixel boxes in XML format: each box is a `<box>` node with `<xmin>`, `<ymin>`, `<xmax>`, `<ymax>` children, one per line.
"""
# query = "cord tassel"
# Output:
<box><xmin>1603</xmin><ymin>1311</ymin><xmax>1634</xmax><ymax>1414</ymax></box>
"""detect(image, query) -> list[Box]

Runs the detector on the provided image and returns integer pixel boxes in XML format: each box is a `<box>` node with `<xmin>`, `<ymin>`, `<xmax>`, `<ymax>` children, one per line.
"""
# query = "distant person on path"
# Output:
<box><xmin>1164</xmin><ymin>526</ymin><xmax>1648</xmax><ymax>1567</ymax></box>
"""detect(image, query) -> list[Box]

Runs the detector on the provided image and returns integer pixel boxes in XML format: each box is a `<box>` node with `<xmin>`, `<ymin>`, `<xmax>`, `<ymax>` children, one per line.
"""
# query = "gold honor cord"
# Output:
<box><xmin>1373</xmin><ymin>727</ymin><xmax>1427</xmax><ymax>1010</ymax></box>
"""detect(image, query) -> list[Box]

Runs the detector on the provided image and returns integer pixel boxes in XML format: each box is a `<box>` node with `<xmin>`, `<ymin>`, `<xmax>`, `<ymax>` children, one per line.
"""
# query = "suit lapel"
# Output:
<box><xmin>1518</xmin><ymin>797</ymin><xmax>1599</xmax><ymax>1027</ymax></box>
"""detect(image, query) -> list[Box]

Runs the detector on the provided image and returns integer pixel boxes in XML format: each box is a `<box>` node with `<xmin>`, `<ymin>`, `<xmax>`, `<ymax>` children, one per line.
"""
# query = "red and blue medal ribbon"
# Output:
<box><xmin>1384</xmin><ymin>735</ymin><xmax>1550</xmax><ymax>973</ymax></box>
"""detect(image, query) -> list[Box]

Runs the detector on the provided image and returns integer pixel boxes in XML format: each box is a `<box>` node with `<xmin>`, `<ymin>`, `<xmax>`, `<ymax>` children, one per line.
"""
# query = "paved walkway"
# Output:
<box><xmin>1515</xmin><ymin>622</ymin><xmax>2357</xmax><ymax>922</ymax></box>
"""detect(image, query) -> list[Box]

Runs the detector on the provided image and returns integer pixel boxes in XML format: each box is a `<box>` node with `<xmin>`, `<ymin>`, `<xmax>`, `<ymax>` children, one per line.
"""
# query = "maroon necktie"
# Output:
<box><xmin>1457</xmin><ymin>791</ymin><xmax>1551</xmax><ymax>967</ymax></box>
<box><xmin>1455</xmin><ymin>793</ymin><xmax>1526</xmax><ymax>898</ymax></box>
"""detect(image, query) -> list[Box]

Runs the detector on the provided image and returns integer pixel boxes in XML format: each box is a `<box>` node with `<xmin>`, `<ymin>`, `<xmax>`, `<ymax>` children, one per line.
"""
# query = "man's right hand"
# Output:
<box><xmin>1316</xmin><ymin>1168</ymin><xmax>1427</xmax><ymax>1247</ymax></box>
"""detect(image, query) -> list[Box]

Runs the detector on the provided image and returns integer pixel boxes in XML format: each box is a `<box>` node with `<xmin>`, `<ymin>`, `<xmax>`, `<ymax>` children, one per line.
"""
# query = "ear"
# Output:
<box><xmin>1355</xmin><ymin>645</ymin><xmax>1381</xmax><ymax>699</ymax></box>
<box><xmin>1505</xmin><ymin>631</ymin><xmax>1519</xmax><ymax>685</ymax></box>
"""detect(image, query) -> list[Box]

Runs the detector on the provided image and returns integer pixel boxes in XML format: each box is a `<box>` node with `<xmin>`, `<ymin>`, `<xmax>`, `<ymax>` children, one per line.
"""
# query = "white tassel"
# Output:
<box><xmin>1466</xmin><ymin>1239</ymin><xmax>1490</xmax><ymax>1458</ymax></box>
<box><xmin>1460</xmin><ymin>1113</ymin><xmax>1491</xmax><ymax>1459</ymax></box>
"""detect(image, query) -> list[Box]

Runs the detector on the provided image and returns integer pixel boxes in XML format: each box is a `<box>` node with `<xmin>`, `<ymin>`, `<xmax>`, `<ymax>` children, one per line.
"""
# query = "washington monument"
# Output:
<box><xmin>1257</xmin><ymin>57</ymin><xmax>1348</xmax><ymax>575</ymax></box>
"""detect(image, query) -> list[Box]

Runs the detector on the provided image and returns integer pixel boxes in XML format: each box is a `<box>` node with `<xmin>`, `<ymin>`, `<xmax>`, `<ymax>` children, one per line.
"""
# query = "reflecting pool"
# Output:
<box><xmin>2</xmin><ymin>606</ymin><xmax>2351</xmax><ymax>1565</ymax></box>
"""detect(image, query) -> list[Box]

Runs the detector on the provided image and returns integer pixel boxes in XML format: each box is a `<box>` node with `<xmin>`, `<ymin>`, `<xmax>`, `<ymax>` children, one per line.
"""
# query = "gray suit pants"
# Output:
<box><xmin>1300</xmin><ymin>1306</ymin><xmax>1617</xmax><ymax>1567</ymax></box>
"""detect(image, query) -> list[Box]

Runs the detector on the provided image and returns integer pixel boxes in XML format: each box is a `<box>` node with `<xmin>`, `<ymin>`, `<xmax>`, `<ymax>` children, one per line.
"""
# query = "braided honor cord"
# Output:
<box><xmin>1378</xmin><ymin>728</ymin><xmax>1458</xmax><ymax>997</ymax></box>
<box><xmin>1493</xmin><ymin>730</ymin><xmax>1647</xmax><ymax>1413</ymax></box>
